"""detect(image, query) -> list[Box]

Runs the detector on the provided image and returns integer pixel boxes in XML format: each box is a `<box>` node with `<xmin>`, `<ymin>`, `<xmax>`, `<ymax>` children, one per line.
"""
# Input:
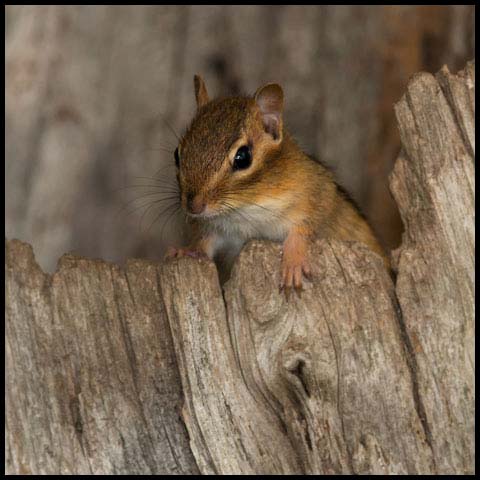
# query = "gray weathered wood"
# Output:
<box><xmin>160</xmin><ymin>254</ymin><xmax>301</xmax><ymax>474</ymax></box>
<box><xmin>222</xmin><ymin>240</ymin><xmax>435</xmax><ymax>474</ymax></box>
<box><xmin>5</xmin><ymin>61</ymin><xmax>474</xmax><ymax>474</ymax></box>
<box><xmin>389</xmin><ymin>61</ymin><xmax>475</xmax><ymax>474</ymax></box>
<box><xmin>5</xmin><ymin>240</ymin><xmax>199</xmax><ymax>475</ymax></box>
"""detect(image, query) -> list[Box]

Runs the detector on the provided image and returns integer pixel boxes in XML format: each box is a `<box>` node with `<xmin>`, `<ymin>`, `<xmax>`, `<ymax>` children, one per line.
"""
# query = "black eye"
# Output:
<box><xmin>233</xmin><ymin>145</ymin><xmax>252</xmax><ymax>171</ymax></box>
<box><xmin>174</xmin><ymin>147</ymin><xmax>180</xmax><ymax>168</ymax></box>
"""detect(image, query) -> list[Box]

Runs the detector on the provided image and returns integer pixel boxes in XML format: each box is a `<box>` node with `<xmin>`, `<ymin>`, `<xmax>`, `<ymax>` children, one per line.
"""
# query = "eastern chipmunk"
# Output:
<box><xmin>166</xmin><ymin>75</ymin><xmax>389</xmax><ymax>293</ymax></box>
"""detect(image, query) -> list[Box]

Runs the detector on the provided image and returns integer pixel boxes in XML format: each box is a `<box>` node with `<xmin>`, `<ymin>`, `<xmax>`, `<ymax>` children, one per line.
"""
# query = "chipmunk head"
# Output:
<box><xmin>175</xmin><ymin>74</ymin><xmax>284</xmax><ymax>218</ymax></box>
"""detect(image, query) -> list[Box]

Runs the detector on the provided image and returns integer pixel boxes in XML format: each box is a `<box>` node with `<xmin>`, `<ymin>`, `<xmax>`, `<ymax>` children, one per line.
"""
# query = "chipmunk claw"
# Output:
<box><xmin>302</xmin><ymin>264</ymin><xmax>313</xmax><ymax>281</ymax></box>
<box><xmin>165</xmin><ymin>246</ymin><xmax>179</xmax><ymax>259</ymax></box>
<box><xmin>279</xmin><ymin>259</ymin><xmax>311</xmax><ymax>300</ymax></box>
<box><xmin>280</xmin><ymin>264</ymin><xmax>307</xmax><ymax>300</ymax></box>
<box><xmin>279</xmin><ymin>283</ymin><xmax>292</xmax><ymax>302</ymax></box>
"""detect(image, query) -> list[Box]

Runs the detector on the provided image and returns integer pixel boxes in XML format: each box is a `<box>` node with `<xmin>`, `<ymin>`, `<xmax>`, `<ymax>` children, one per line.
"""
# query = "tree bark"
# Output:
<box><xmin>5</xmin><ymin>62</ymin><xmax>474</xmax><ymax>474</ymax></box>
<box><xmin>389</xmin><ymin>60</ymin><xmax>475</xmax><ymax>474</ymax></box>
<box><xmin>5</xmin><ymin>241</ymin><xmax>199</xmax><ymax>475</ymax></box>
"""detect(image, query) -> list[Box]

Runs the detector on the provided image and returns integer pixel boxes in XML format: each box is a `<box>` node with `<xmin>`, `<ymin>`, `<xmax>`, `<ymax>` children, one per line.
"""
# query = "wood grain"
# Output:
<box><xmin>390</xmin><ymin>61</ymin><xmax>474</xmax><ymax>474</ymax></box>
<box><xmin>6</xmin><ymin>240</ymin><xmax>199</xmax><ymax>474</ymax></box>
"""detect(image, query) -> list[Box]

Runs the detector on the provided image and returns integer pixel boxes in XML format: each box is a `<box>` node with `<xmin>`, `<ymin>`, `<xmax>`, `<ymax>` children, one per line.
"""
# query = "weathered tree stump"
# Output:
<box><xmin>5</xmin><ymin>61</ymin><xmax>474</xmax><ymax>474</ymax></box>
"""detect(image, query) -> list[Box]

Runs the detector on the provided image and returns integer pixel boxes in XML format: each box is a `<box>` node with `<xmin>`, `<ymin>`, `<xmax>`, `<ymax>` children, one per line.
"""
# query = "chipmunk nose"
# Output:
<box><xmin>186</xmin><ymin>193</ymin><xmax>206</xmax><ymax>215</ymax></box>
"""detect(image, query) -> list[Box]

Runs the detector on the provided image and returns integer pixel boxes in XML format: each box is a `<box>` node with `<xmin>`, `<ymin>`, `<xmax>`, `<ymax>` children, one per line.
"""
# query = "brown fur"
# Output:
<box><xmin>168</xmin><ymin>76</ymin><xmax>389</xmax><ymax>291</ymax></box>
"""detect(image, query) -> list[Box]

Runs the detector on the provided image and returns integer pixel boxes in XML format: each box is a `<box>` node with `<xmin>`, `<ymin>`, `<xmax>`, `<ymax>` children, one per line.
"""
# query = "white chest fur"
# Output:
<box><xmin>207</xmin><ymin>200</ymin><xmax>293</xmax><ymax>259</ymax></box>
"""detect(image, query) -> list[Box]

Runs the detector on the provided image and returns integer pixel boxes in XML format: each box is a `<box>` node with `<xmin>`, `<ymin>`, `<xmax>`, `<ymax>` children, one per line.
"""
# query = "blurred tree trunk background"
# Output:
<box><xmin>5</xmin><ymin>5</ymin><xmax>475</xmax><ymax>272</ymax></box>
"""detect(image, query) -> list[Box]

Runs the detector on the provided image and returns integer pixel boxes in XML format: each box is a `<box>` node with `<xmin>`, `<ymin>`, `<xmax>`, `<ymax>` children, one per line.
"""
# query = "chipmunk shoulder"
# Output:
<box><xmin>167</xmin><ymin>75</ymin><xmax>389</xmax><ymax>291</ymax></box>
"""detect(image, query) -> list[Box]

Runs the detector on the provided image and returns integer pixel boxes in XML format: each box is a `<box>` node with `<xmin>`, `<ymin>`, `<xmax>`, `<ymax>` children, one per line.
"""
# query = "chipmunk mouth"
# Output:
<box><xmin>185</xmin><ymin>204</ymin><xmax>221</xmax><ymax>219</ymax></box>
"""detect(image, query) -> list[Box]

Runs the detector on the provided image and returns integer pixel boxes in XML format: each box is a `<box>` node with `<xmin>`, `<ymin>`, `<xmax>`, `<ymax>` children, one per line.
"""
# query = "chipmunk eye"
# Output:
<box><xmin>174</xmin><ymin>147</ymin><xmax>180</xmax><ymax>168</ymax></box>
<box><xmin>233</xmin><ymin>145</ymin><xmax>252</xmax><ymax>171</ymax></box>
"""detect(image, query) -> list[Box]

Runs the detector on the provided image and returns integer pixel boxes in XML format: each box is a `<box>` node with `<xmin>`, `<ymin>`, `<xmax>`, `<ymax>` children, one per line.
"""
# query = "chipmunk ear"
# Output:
<box><xmin>254</xmin><ymin>83</ymin><xmax>284</xmax><ymax>141</ymax></box>
<box><xmin>194</xmin><ymin>74</ymin><xmax>210</xmax><ymax>109</ymax></box>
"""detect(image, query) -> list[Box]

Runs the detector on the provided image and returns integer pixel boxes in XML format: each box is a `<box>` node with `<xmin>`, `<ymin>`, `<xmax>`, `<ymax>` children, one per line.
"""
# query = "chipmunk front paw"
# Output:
<box><xmin>279</xmin><ymin>258</ymin><xmax>311</xmax><ymax>300</ymax></box>
<box><xmin>165</xmin><ymin>246</ymin><xmax>208</xmax><ymax>260</ymax></box>
<box><xmin>279</xmin><ymin>230</ymin><xmax>312</xmax><ymax>300</ymax></box>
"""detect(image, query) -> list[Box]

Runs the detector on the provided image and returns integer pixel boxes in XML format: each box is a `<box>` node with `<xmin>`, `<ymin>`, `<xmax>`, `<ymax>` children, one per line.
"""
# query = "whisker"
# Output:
<box><xmin>139</xmin><ymin>197</ymin><xmax>179</xmax><ymax>231</ymax></box>
<box><xmin>113</xmin><ymin>184</ymin><xmax>179</xmax><ymax>193</ymax></box>
<box><xmin>152</xmin><ymin>163</ymin><xmax>177</xmax><ymax>179</ymax></box>
<box><xmin>145</xmin><ymin>201</ymin><xmax>180</xmax><ymax>235</ymax></box>
<box><xmin>129</xmin><ymin>181</ymin><xmax>178</xmax><ymax>193</ymax></box>
<box><xmin>123</xmin><ymin>197</ymin><xmax>179</xmax><ymax>219</ymax></box>
<box><xmin>246</xmin><ymin>201</ymin><xmax>297</xmax><ymax>227</ymax></box>
<box><xmin>159</xmin><ymin>205</ymin><xmax>182</xmax><ymax>238</ymax></box>
<box><xmin>132</xmin><ymin>175</ymin><xmax>178</xmax><ymax>187</ymax></box>
<box><xmin>116</xmin><ymin>192</ymin><xmax>179</xmax><ymax>216</ymax></box>
<box><xmin>221</xmin><ymin>193</ymin><xmax>299</xmax><ymax>228</ymax></box>
<box><xmin>220</xmin><ymin>201</ymin><xmax>264</xmax><ymax>238</ymax></box>
<box><xmin>162</xmin><ymin>117</ymin><xmax>180</xmax><ymax>142</ymax></box>
<box><xmin>128</xmin><ymin>137</ymin><xmax>176</xmax><ymax>157</ymax></box>
<box><xmin>133</xmin><ymin>146</ymin><xmax>175</xmax><ymax>155</ymax></box>
<box><xmin>145</xmin><ymin>199</ymin><xmax>178</xmax><ymax>231</ymax></box>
